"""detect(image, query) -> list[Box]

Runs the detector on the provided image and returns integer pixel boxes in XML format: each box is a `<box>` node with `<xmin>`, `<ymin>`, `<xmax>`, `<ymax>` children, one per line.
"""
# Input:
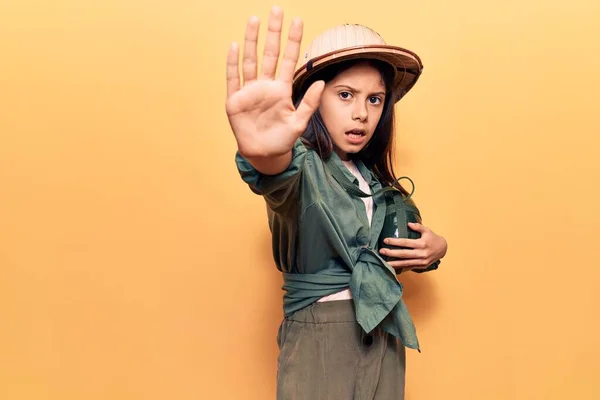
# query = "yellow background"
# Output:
<box><xmin>2</xmin><ymin>0</ymin><xmax>600</xmax><ymax>399</ymax></box>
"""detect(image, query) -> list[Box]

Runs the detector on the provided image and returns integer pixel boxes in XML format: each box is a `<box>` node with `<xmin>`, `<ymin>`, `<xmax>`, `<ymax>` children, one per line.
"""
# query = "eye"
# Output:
<box><xmin>339</xmin><ymin>91</ymin><xmax>352</xmax><ymax>100</ymax></box>
<box><xmin>369</xmin><ymin>96</ymin><xmax>383</xmax><ymax>105</ymax></box>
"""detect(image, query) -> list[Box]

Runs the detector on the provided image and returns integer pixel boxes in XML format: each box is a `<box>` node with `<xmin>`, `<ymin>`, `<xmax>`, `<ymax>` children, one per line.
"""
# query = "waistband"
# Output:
<box><xmin>287</xmin><ymin>299</ymin><xmax>356</xmax><ymax>324</ymax></box>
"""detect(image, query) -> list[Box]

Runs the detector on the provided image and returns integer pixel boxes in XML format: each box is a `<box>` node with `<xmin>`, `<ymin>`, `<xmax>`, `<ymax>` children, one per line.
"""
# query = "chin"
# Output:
<box><xmin>347</xmin><ymin>144</ymin><xmax>368</xmax><ymax>154</ymax></box>
<box><xmin>333</xmin><ymin>141</ymin><xmax>368</xmax><ymax>159</ymax></box>
<box><xmin>346</xmin><ymin>149</ymin><xmax>363</xmax><ymax>156</ymax></box>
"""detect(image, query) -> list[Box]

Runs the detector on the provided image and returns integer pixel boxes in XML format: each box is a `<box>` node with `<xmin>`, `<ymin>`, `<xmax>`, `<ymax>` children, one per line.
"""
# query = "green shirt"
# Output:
<box><xmin>236</xmin><ymin>139</ymin><xmax>421</xmax><ymax>351</ymax></box>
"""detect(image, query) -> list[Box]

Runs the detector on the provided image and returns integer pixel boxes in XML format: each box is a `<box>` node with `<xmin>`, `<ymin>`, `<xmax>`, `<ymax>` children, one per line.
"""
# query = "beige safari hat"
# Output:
<box><xmin>292</xmin><ymin>24</ymin><xmax>423</xmax><ymax>103</ymax></box>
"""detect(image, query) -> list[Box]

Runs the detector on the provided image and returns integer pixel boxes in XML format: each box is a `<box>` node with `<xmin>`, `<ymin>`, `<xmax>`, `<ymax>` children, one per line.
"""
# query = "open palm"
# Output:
<box><xmin>225</xmin><ymin>7</ymin><xmax>324</xmax><ymax>159</ymax></box>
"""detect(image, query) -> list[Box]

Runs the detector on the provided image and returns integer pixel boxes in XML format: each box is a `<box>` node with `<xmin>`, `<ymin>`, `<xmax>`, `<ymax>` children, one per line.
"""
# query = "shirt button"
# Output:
<box><xmin>363</xmin><ymin>334</ymin><xmax>374</xmax><ymax>347</ymax></box>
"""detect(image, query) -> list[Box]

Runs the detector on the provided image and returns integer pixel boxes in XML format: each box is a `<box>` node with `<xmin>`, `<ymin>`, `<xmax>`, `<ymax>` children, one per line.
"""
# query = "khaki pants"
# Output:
<box><xmin>276</xmin><ymin>299</ymin><xmax>406</xmax><ymax>400</ymax></box>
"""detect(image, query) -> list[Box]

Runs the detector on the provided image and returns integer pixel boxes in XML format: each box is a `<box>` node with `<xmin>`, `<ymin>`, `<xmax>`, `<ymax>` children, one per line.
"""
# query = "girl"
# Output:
<box><xmin>226</xmin><ymin>6</ymin><xmax>447</xmax><ymax>399</ymax></box>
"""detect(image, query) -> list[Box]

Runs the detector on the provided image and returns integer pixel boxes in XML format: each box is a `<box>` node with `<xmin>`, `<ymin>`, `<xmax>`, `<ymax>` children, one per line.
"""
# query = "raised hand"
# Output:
<box><xmin>225</xmin><ymin>6</ymin><xmax>324</xmax><ymax>163</ymax></box>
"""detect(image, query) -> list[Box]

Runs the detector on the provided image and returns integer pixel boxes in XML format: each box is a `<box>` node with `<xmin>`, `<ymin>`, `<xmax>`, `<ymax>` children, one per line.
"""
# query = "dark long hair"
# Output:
<box><xmin>293</xmin><ymin>58</ymin><xmax>410</xmax><ymax>196</ymax></box>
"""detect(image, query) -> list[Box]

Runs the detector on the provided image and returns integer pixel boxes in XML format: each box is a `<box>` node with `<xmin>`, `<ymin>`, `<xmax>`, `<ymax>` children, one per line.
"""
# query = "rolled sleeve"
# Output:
<box><xmin>235</xmin><ymin>139</ymin><xmax>307</xmax><ymax>213</ymax></box>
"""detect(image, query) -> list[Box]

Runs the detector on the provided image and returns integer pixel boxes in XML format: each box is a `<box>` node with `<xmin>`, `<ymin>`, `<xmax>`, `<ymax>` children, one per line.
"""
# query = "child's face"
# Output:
<box><xmin>319</xmin><ymin>62</ymin><xmax>387</xmax><ymax>161</ymax></box>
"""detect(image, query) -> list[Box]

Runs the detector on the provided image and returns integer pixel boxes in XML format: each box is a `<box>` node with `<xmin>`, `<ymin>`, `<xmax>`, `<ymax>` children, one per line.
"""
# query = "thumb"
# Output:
<box><xmin>294</xmin><ymin>80</ymin><xmax>325</xmax><ymax>131</ymax></box>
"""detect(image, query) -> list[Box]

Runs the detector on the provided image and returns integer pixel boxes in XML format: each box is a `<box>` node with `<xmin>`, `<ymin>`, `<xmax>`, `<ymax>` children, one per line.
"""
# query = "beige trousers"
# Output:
<box><xmin>276</xmin><ymin>299</ymin><xmax>406</xmax><ymax>400</ymax></box>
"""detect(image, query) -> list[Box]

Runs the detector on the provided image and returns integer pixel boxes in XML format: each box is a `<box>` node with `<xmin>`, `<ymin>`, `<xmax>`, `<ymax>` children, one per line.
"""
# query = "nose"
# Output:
<box><xmin>352</xmin><ymin>100</ymin><xmax>368</xmax><ymax>122</ymax></box>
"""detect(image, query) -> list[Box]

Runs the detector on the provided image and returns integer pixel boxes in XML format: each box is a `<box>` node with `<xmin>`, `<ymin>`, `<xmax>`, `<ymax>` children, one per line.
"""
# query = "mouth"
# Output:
<box><xmin>345</xmin><ymin>129</ymin><xmax>366</xmax><ymax>138</ymax></box>
<box><xmin>344</xmin><ymin>129</ymin><xmax>367</xmax><ymax>145</ymax></box>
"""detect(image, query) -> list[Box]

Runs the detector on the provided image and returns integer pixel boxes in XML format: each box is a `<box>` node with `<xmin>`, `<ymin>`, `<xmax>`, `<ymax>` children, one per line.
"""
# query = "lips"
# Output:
<box><xmin>345</xmin><ymin>129</ymin><xmax>367</xmax><ymax>145</ymax></box>
<box><xmin>346</xmin><ymin>129</ymin><xmax>366</xmax><ymax>136</ymax></box>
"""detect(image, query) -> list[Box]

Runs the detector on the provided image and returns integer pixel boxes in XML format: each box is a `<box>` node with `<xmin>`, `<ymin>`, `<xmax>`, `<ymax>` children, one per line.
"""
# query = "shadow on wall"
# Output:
<box><xmin>398</xmin><ymin>271</ymin><xmax>439</xmax><ymax>400</ymax></box>
<box><xmin>398</xmin><ymin>271</ymin><xmax>439</xmax><ymax>325</ymax></box>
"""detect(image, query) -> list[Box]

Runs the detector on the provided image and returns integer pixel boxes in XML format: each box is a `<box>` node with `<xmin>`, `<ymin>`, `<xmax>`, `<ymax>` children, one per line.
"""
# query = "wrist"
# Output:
<box><xmin>246</xmin><ymin>151</ymin><xmax>293</xmax><ymax>176</ymax></box>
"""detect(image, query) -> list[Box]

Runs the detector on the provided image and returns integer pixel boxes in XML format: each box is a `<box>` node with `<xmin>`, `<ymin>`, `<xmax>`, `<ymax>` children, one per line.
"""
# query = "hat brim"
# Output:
<box><xmin>292</xmin><ymin>45</ymin><xmax>423</xmax><ymax>103</ymax></box>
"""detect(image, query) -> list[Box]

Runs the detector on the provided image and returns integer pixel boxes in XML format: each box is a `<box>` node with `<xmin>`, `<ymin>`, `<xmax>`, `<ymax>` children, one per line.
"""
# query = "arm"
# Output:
<box><xmin>236</xmin><ymin>139</ymin><xmax>307</xmax><ymax>214</ymax></box>
<box><xmin>244</xmin><ymin>151</ymin><xmax>292</xmax><ymax>176</ymax></box>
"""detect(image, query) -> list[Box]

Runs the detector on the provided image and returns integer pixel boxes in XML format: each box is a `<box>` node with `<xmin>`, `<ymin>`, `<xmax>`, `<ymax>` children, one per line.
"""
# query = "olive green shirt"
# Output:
<box><xmin>236</xmin><ymin>139</ymin><xmax>421</xmax><ymax>351</ymax></box>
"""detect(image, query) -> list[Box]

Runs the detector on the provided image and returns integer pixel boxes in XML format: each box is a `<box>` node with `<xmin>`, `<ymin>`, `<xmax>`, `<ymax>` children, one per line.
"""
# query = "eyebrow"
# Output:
<box><xmin>333</xmin><ymin>84</ymin><xmax>386</xmax><ymax>97</ymax></box>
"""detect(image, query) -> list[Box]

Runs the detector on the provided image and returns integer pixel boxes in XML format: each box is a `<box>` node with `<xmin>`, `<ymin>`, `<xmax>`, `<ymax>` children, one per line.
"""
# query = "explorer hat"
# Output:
<box><xmin>292</xmin><ymin>24</ymin><xmax>423</xmax><ymax>103</ymax></box>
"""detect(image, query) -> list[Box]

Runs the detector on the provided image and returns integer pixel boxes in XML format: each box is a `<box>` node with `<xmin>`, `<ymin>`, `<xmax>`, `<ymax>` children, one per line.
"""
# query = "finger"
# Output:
<box><xmin>388</xmin><ymin>259</ymin><xmax>430</xmax><ymax>269</ymax></box>
<box><xmin>383</xmin><ymin>237</ymin><xmax>425</xmax><ymax>249</ymax></box>
<box><xmin>278</xmin><ymin>17</ymin><xmax>303</xmax><ymax>83</ymax></box>
<box><xmin>242</xmin><ymin>16</ymin><xmax>260</xmax><ymax>84</ymax></box>
<box><xmin>226</xmin><ymin>42</ymin><xmax>240</xmax><ymax>97</ymax></box>
<box><xmin>408</xmin><ymin>222</ymin><xmax>428</xmax><ymax>233</ymax></box>
<box><xmin>261</xmin><ymin>6</ymin><xmax>283</xmax><ymax>79</ymax></box>
<box><xmin>294</xmin><ymin>80</ymin><xmax>325</xmax><ymax>131</ymax></box>
<box><xmin>380</xmin><ymin>248</ymin><xmax>422</xmax><ymax>259</ymax></box>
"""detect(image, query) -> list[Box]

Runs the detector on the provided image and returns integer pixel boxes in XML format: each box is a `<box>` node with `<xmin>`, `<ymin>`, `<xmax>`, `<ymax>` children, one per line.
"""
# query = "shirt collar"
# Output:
<box><xmin>329</xmin><ymin>151</ymin><xmax>375</xmax><ymax>185</ymax></box>
<box><xmin>354</xmin><ymin>158</ymin><xmax>375</xmax><ymax>185</ymax></box>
